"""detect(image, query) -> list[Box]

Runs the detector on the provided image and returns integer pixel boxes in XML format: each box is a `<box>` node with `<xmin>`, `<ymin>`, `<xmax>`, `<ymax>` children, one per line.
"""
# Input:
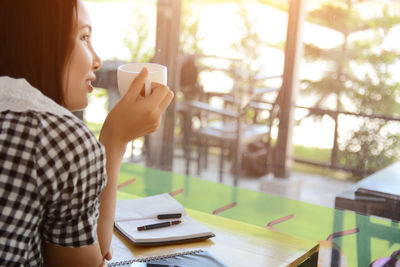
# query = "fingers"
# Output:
<box><xmin>159</xmin><ymin>89</ymin><xmax>174</xmax><ymax>112</ymax></box>
<box><xmin>125</xmin><ymin>67</ymin><xmax>148</xmax><ymax>100</ymax></box>
<box><xmin>147</xmin><ymin>84</ymin><xmax>174</xmax><ymax>111</ymax></box>
<box><xmin>150</xmin><ymin>81</ymin><xmax>163</xmax><ymax>90</ymax></box>
<box><xmin>141</xmin><ymin>81</ymin><xmax>163</xmax><ymax>98</ymax></box>
<box><xmin>104</xmin><ymin>247</ymin><xmax>113</xmax><ymax>261</ymax></box>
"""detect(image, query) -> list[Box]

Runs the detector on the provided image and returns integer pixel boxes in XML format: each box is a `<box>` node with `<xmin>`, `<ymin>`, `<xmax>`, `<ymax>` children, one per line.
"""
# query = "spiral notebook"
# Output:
<box><xmin>114</xmin><ymin>193</ymin><xmax>215</xmax><ymax>245</ymax></box>
<box><xmin>108</xmin><ymin>249</ymin><xmax>228</xmax><ymax>267</ymax></box>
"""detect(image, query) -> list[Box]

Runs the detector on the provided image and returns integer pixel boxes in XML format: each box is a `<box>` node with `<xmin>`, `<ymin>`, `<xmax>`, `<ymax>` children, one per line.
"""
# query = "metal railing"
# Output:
<box><xmin>292</xmin><ymin>105</ymin><xmax>400</xmax><ymax>176</ymax></box>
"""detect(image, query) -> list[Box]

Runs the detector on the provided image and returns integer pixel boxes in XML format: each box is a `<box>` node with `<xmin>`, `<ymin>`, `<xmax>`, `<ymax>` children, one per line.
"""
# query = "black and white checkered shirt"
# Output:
<box><xmin>0</xmin><ymin>77</ymin><xmax>107</xmax><ymax>266</ymax></box>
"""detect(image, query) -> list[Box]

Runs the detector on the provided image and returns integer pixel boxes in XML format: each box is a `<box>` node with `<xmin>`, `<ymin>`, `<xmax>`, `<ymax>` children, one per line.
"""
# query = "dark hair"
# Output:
<box><xmin>0</xmin><ymin>0</ymin><xmax>78</xmax><ymax>105</ymax></box>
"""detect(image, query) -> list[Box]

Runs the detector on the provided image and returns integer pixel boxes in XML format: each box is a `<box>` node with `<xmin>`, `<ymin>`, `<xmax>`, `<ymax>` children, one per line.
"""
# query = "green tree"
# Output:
<box><xmin>123</xmin><ymin>6</ymin><xmax>154</xmax><ymax>63</ymax></box>
<box><xmin>232</xmin><ymin>1</ymin><xmax>264</xmax><ymax>84</ymax></box>
<box><xmin>302</xmin><ymin>0</ymin><xmax>400</xmax><ymax>177</ymax></box>
<box><xmin>229</xmin><ymin>0</ymin><xmax>268</xmax><ymax>113</ymax></box>
<box><xmin>180</xmin><ymin>0</ymin><xmax>205</xmax><ymax>55</ymax></box>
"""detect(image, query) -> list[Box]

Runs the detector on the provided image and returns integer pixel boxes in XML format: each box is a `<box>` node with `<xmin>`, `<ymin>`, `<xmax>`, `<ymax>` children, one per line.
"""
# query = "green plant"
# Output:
<box><xmin>302</xmin><ymin>1</ymin><xmax>400</xmax><ymax>177</ymax></box>
<box><xmin>123</xmin><ymin>6</ymin><xmax>154</xmax><ymax>62</ymax></box>
<box><xmin>180</xmin><ymin>0</ymin><xmax>205</xmax><ymax>55</ymax></box>
<box><xmin>228</xmin><ymin>0</ymin><xmax>269</xmax><ymax>114</ymax></box>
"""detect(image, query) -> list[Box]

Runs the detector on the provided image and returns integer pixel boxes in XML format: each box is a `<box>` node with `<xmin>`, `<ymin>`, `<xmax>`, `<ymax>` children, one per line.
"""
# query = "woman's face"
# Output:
<box><xmin>63</xmin><ymin>0</ymin><xmax>102</xmax><ymax>111</ymax></box>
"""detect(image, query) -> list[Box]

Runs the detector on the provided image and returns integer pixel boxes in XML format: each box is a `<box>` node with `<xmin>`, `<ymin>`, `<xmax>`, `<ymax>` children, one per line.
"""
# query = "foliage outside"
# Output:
<box><xmin>231</xmin><ymin>1</ymin><xmax>265</xmax><ymax>97</ymax></box>
<box><xmin>122</xmin><ymin>5</ymin><xmax>154</xmax><ymax>62</ymax></box>
<box><xmin>180</xmin><ymin>0</ymin><xmax>205</xmax><ymax>55</ymax></box>
<box><xmin>302</xmin><ymin>0</ymin><xmax>400</xmax><ymax>178</ymax></box>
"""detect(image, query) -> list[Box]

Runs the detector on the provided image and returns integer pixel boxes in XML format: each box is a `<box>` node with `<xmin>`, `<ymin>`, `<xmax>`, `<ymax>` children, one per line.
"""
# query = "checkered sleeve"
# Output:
<box><xmin>35</xmin><ymin>113</ymin><xmax>107</xmax><ymax>247</ymax></box>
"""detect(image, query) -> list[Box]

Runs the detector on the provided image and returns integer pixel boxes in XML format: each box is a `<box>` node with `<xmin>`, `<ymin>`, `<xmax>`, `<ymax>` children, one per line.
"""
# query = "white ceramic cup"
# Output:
<box><xmin>117</xmin><ymin>63</ymin><xmax>167</xmax><ymax>97</ymax></box>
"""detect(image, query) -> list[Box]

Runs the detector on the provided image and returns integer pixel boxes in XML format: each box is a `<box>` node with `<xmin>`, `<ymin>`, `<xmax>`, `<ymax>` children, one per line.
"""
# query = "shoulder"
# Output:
<box><xmin>1</xmin><ymin>109</ymin><xmax>105</xmax><ymax>174</ymax></box>
<box><xmin>1</xmin><ymin>110</ymin><xmax>102</xmax><ymax>151</ymax></box>
<box><xmin>35</xmin><ymin>111</ymin><xmax>103</xmax><ymax>151</ymax></box>
<box><xmin>35</xmin><ymin>111</ymin><xmax>92</xmax><ymax>135</ymax></box>
<box><xmin>33</xmin><ymin>111</ymin><xmax>106</xmax><ymax>175</ymax></box>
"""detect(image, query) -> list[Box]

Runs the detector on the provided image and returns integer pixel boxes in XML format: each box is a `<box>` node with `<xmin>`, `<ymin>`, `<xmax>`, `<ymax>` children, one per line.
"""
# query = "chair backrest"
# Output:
<box><xmin>180</xmin><ymin>54</ymin><xmax>204</xmax><ymax>101</ymax></box>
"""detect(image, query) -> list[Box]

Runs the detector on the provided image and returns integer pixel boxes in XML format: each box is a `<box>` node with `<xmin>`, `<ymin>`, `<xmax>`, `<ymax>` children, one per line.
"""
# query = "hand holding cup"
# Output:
<box><xmin>101</xmin><ymin>67</ymin><xmax>173</xmax><ymax>149</ymax></box>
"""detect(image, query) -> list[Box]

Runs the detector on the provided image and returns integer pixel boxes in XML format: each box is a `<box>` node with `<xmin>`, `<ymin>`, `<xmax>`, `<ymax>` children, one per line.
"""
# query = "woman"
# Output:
<box><xmin>0</xmin><ymin>0</ymin><xmax>173</xmax><ymax>266</ymax></box>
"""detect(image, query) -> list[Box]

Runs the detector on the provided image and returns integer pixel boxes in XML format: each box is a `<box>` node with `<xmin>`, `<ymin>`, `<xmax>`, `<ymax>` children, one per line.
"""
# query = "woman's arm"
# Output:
<box><xmin>42</xmin><ymin>242</ymin><xmax>104</xmax><ymax>267</ymax></box>
<box><xmin>42</xmin><ymin>68</ymin><xmax>172</xmax><ymax>266</ymax></box>
<box><xmin>97</xmin><ymin>68</ymin><xmax>174</xmax><ymax>257</ymax></box>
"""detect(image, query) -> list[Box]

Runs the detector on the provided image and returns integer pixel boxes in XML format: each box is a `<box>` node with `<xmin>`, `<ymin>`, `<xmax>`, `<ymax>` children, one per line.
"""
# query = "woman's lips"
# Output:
<box><xmin>87</xmin><ymin>80</ymin><xmax>94</xmax><ymax>93</ymax></box>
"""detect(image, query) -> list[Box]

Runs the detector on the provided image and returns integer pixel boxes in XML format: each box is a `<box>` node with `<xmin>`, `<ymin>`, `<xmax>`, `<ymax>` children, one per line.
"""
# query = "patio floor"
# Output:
<box><xmin>125</xmin><ymin>150</ymin><xmax>354</xmax><ymax>209</ymax></box>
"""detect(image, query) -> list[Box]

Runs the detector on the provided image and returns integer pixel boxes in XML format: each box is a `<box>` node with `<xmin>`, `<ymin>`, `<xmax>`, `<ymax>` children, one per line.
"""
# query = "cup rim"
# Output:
<box><xmin>118</xmin><ymin>62</ymin><xmax>166</xmax><ymax>73</ymax></box>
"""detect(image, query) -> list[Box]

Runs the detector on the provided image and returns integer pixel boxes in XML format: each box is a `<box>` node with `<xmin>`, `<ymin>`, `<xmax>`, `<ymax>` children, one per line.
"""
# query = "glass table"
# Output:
<box><xmin>114</xmin><ymin>163</ymin><xmax>400</xmax><ymax>266</ymax></box>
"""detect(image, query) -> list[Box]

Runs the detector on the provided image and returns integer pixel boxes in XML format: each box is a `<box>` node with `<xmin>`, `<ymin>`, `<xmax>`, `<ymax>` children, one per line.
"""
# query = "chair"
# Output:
<box><xmin>177</xmin><ymin>53</ymin><xmax>281</xmax><ymax>184</ymax></box>
<box><xmin>333</xmin><ymin>162</ymin><xmax>400</xmax><ymax>266</ymax></box>
<box><xmin>183</xmin><ymin>90</ymin><xmax>278</xmax><ymax>185</ymax></box>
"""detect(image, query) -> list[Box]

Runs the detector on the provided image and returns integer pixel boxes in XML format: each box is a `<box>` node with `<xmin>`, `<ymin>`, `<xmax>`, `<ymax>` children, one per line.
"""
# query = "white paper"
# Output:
<box><xmin>115</xmin><ymin>193</ymin><xmax>186</xmax><ymax>222</ymax></box>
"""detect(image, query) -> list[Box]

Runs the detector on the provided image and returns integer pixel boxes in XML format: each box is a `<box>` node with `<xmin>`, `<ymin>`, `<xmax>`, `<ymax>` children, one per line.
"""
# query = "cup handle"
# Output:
<box><xmin>145</xmin><ymin>79</ymin><xmax>151</xmax><ymax>97</ymax></box>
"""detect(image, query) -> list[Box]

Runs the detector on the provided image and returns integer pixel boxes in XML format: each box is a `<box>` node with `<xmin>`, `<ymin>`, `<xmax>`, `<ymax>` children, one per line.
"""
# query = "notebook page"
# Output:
<box><xmin>115</xmin><ymin>193</ymin><xmax>187</xmax><ymax>222</ymax></box>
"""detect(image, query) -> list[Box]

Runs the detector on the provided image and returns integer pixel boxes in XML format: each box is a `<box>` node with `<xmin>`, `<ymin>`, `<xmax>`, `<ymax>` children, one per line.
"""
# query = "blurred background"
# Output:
<box><xmin>82</xmin><ymin>0</ymin><xmax>400</xmax><ymax>209</ymax></box>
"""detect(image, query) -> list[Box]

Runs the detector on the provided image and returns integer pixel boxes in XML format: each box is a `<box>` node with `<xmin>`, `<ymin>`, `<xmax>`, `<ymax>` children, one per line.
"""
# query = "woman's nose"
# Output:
<box><xmin>93</xmin><ymin>50</ymin><xmax>102</xmax><ymax>71</ymax></box>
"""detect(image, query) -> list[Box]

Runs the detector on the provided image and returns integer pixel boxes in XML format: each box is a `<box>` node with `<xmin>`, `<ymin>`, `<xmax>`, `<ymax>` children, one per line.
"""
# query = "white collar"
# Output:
<box><xmin>0</xmin><ymin>76</ymin><xmax>72</xmax><ymax>117</ymax></box>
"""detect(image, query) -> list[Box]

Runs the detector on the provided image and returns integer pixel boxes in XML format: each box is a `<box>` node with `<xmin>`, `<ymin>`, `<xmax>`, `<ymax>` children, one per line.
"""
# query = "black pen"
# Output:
<box><xmin>137</xmin><ymin>220</ymin><xmax>183</xmax><ymax>231</ymax></box>
<box><xmin>157</xmin><ymin>213</ymin><xmax>182</xmax><ymax>219</ymax></box>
